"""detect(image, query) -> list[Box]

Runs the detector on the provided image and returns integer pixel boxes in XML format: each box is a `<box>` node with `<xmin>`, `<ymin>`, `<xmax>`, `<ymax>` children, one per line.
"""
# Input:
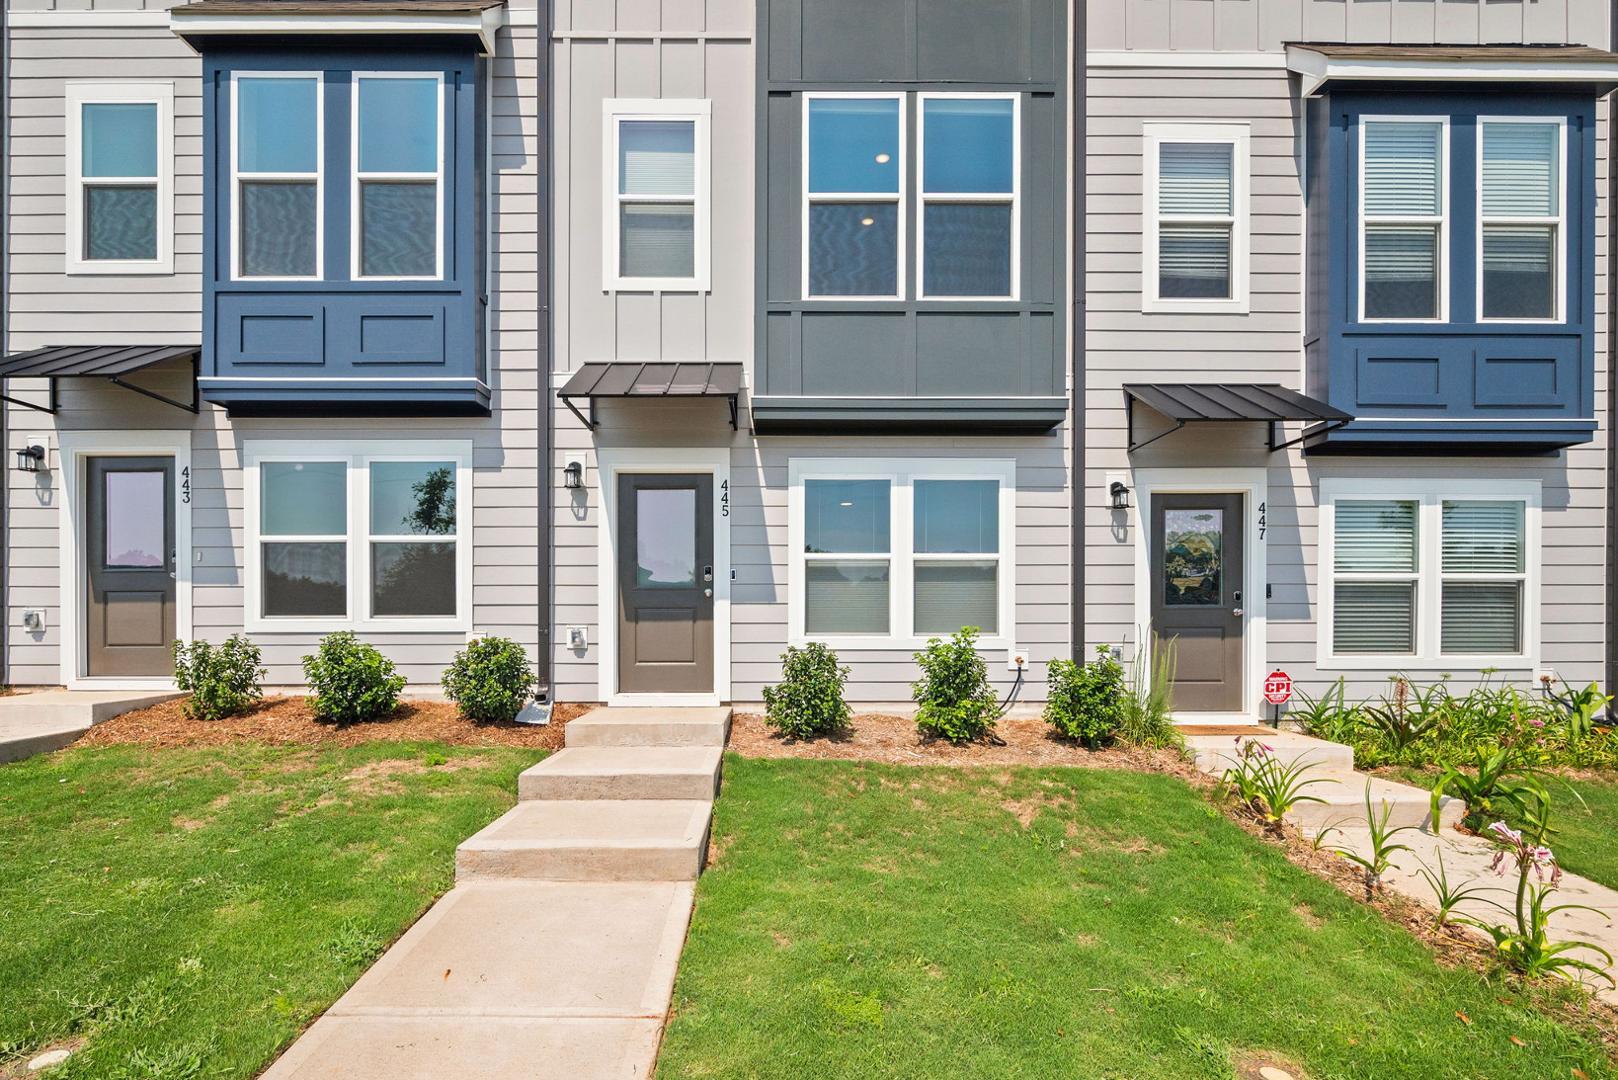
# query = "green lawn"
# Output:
<box><xmin>658</xmin><ymin>756</ymin><xmax>1616</xmax><ymax>1080</ymax></box>
<box><xmin>0</xmin><ymin>741</ymin><xmax>542</xmax><ymax>1078</ymax></box>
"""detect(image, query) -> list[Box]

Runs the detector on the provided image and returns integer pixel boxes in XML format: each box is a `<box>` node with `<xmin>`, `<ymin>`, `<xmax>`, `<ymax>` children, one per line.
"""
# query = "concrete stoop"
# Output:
<box><xmin>518</xmin><ymin>746</ymin><xmax>725</xmax><ymax>802</ymax></box>
<box><xmin>457</xmin><ymin>799</ymin><xmax>714</xmax><ymax>882</ymax></box>
<box><xmin>0</xmin><ymin>690</ymin><xmax>180</xmax><ymax>765</ymax></box>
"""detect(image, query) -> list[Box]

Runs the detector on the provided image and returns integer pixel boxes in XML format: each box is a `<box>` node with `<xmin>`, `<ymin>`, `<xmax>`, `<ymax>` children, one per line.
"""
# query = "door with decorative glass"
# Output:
<box><xmin>1149</xmin><ymin>492</ymin><xmax>1244</xmax><ymax>713</ymax></box>
<box><xmin>617</xmin><ymin>474</ymin><xmax>714</xmax><ymax>695</ymax></box>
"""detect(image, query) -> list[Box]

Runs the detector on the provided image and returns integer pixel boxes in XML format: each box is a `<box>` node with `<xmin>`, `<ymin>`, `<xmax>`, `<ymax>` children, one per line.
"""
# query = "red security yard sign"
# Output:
<box><xmin>1263</xmin><ymin>670</ymin><xmax>1294</xmax><ymax>706</ymax></box>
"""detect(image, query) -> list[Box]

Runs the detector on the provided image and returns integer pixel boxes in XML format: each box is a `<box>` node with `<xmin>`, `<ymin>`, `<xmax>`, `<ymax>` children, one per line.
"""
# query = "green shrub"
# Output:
<box><xmin>171</xmin><ymin>635</ymin><xmax>265</xmax><ymax>721</ymax></box>
<box><xmin>302</xmin><ymin>632</ymin><xmax>407</xmax><ymax>725</ymax></box>
<box><xmin>442</xmin><ymin>636</ymin><xmax>536</xmax><ymax>723</ymax></box>
<box><xmin>912</xmin><ymin>627</ymin><xmax>999</xmax><ymax>745</ymax></box>
<box><xmin>762</xmin><ymin>642</ymin><xmax>852</xmax><ymax>739</ymax></box>
<box><xmin>1044</xmin><ymin>646</ymin><xmax>1126</xmax><ymax>748</ymax></box>
<box><xmin>1119</xmin><ymin>632</ymin><xmax>1182</xmax><ymax>750</ymax></box>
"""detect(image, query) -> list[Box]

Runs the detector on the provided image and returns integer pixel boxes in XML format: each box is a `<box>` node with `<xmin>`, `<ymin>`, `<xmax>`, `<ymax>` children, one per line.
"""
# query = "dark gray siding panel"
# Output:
<box><xmin>801</xmin><ymin>314</ymin><xmax>909</xmax><ymax>395</ymax></box>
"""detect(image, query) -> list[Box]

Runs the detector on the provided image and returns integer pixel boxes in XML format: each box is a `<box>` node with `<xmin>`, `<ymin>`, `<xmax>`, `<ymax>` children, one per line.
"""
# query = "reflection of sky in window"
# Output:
<box><xmin>236</xmin><ymin>77</ymin><xmax>318</xmax><ymax>173</ymax></box>
<box><xmin>914</xmin><ymin>480</ymin><xmax>997</xmax><ymax>553</ymax></box>
<box><xmin>637</xmin><ymin>488</ymin><xmax>697</xmax><ymax>587</ymax></box>
<box><xmin>923</xmin><ymin>98</ymin><xmax>1013</xmax><ymax>194</ymax></box>
<box><xmin>809</xmin><ymin>98</ymin><xmax>899</xmax><ymax>194</ymax></box>
<box><xmin>104</xmin><ymin>470</ymin><xmax>164</xmax><ymax>568</ymax></box>
<box><xmin>358</xmin><ymin>77</ymin><xmax>438</xmax><ymax>173</ymax></box>
<box><xmin>83</xmin><ymin>103</ymin><xmax>157</xmax><ymax>178</ymax></box>
<box><xmin>262</xmin><ymin>462</ymin><xmax>345</xmax><ymax>536</ymax></box>
<box><xmin>805</xmin><ymin>480</ymin><xmax>890</xmax><ymax>553</ymax></box>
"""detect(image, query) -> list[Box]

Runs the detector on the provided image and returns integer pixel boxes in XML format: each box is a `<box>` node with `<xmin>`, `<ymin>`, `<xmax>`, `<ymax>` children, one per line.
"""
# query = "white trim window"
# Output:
<box><xmin>245</xmin><ymin>441</ymin><xmax>472</xmax><ymax>633</ymax></box>
<box><xmin>788</xmin><ymin>459</ymin><xmax>1016</xmax><ymax>649</ymax></box>
<box><xmin>231</xmin><ymin>71</ymin><xmax>323</xmax><ymax>280</ymax></box>
<box><xmin>917</xmin><ymin>93</ymin><xmax>1020</xmax><ymax>299</ymax></box>
<box><xmin>65</xmin><ymin>81</ymin><xmax>174</xmax><ymax>275</ymax></box>
<box><xmin>1320</xmin><ymin>478</ymin><xmax>1540</xmax><ymax>670</ymax></box>
<box><xmin>1358</xmin><ymin>116</ymin><xmax>1449</xmax><ymax>322</ymax></box>
<box><xmin>602</xmin><ymin>99</ymin><xmax>711</xmax><ymax>292</ymax></box>
<box><xmin>1141</xmin><ymin>122</ymin><xmax>1249</xmax><ymax>312</ymax></box>
<box><xmin>802</xmin><ymin>92</ymin><xmax>906</xmax><ymax>299</ymax></box>
<box><xmin>352</xmin><ymin>72</ymin><xmax>444</xmax><ymax>280</ymax></box>
<box><xmin>1477</xmin><ymin>116</ymin><xmax>1566</xmax><ymax>322</ymax></box>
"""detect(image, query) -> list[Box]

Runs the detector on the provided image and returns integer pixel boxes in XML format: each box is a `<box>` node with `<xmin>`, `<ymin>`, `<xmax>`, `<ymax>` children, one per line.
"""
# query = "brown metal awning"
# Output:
<box><xmin>558</xmin><ymin>362</ymin><xmax>744</xmax><ymax>431</ymax></box>
<box><xmin>1124</xmin><ymin>383</ymin><xmax>1353</xmax><ymax>453</ymax></box>
<box><xmin>0</xmin><ymin>344</ymin><xmax>200</xmax><ymax>414</ymax></box>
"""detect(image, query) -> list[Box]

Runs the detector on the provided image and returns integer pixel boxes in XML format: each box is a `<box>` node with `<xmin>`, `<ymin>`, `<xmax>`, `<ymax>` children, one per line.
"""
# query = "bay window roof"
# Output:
<box><xmin>171</xmin><ymin>0</ymin><xmax>505</xmax><ymax>56</ymax></box>
<box><xmin>1286</xmin><ymin>42</ymin><xmax>1618</xmax><ymax>97</ymax></box>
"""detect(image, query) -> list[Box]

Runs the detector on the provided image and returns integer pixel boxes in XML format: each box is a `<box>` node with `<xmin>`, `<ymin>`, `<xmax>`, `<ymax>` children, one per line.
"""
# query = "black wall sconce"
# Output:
<box><xmin>14</xmin><ymin>444</ymin><xmax>44</xmax><ymax>473</ymax></box>
<box><xmin>1108</xmin><ymin>481</ymin><xmax>1130</xmax><ymax>511</ymax></box>
<box><xmin>563</xmin><ymin>460</ymin><xmax>583</xmax><ymax>490</ymax></box>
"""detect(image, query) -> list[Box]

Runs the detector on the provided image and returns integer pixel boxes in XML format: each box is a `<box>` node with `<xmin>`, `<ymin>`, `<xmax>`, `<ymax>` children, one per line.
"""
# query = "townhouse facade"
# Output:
<box><xmin>0</xmin><ymin>0</ymin><xmax>1613</xmax><ymax>725</ymax></box>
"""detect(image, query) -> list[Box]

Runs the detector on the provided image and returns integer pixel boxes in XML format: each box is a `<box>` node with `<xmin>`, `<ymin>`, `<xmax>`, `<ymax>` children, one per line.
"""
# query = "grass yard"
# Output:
<box><xmin>658</xmin><ymin>756</ymin><xmax>1616</xmax><ymax>1080</ymax></box>
<box><xmin>0</xmin><ymin>741</ymin><xmax>542</xmax><ymax>1078</ymax></box>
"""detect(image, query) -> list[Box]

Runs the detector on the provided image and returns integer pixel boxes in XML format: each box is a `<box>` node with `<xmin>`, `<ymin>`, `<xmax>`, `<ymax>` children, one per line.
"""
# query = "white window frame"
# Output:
<box><xmin>601</xmin><ymin>98</ymin><xmax>711</xmax><ymax>293</ymax></box>
<box><xmin>1141</xmin><ymin>121</ymin><xmax>1250</xmax><ymax>314</ymax></box>
<box><xmin>1318</xmin><ymin>477</ymin><xmax>1541</xmax><ymax>671</ymax></box>
<box><xmin>1476</xmin><ymin>114</ymin><xmax>1567</xmax><ymax>324</ymax></box>
<box><xmin>230</xmin><ymin>70</ymin><xmax>324</xmax><ymax>281</ymax></box>
<box><xmin>787</xmin><ymin>458</ymin><xmax>1016</xmax><ymax>651</ymax></box>
<box><xmin>244</xmin><ymin>440</ymin><xmax>473</xmax><ymax>634</ymax></box>
<box><xmin>65</xmin><ymin>80</ymin><xmax>174</xmax><ymax>276</ymax></box>
<box><xmin>801</xmin><ymin>91</ymin><xmax>908</xmax><ymax>301</ymax></box>
<box><xmin>916</xmin><ymin>92</ymin><xmax>1021</xmax><ymax>301</ymax></box>
<box><xmin>351</xmin><ymin>70</ymin><xmax>445</xmax><ymax>281</ymax></box>
<box><xmin>1357</xmin><ymin>114</ymin><xmax>1450</xmax><ymax>324</ymax></box>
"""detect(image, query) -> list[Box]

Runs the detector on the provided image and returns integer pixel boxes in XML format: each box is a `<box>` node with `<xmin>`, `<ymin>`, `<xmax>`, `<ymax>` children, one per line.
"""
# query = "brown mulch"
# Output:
<box><xmin>76</xmin><ymin>696</ymin><xmax>595</xmax><ymax>751</ymax></box>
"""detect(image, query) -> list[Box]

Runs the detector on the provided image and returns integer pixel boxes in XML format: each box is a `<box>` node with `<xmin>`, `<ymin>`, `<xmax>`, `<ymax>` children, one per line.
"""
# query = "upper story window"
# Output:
<box><xmin>1479</xmin><ymin>118</ymin><xmax>1565</xmax><ymax>322</ymax></box>
<box><xmin>804</xmin><ymin>94</ymin><xmax>904</xmax><ymax>298</ymax></box>
<box><xmin>603</xmin><ymin>99</ymin><xmax>712</xmax><ymax>292</ymax></box>
<box><xmin>354</xmin><ymin>74</ymin><xmax>443</xmax><ymax>280</ymax></box>
<box><xmin>233</xmin><ymin>73</ymin><xmax>322</xmax><ymax>279</ymax></box>
<box><xmin>918</xmin><ymin>96</ymin><xmax>1018</xmax><ymax>299</ymax></box>
<box><xmin>1359</xmin><ymin>118</ymin><xmax>1448</xmax><ymax>321</ymax></box>
<box><xmin>66</xmin><ymin>81</ymin><xmax>174</xmax><ymax>275</ymax></box>
<box><xmin>1142</xmin><ymin>123</ymin><xmax>1249</xmax><ymax>313</ymax></box>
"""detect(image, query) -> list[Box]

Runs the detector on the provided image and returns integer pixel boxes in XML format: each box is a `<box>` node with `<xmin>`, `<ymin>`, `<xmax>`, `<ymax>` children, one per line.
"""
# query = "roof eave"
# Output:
<box><xmin>1284</xmin><ymin>45</ymin><xmax>1618</xmax><ymax>97</ymax></box>
<box><xmin>169</xmin><ymin>6</ymin><xmax>503</xmax><ymax>56</ymax></box>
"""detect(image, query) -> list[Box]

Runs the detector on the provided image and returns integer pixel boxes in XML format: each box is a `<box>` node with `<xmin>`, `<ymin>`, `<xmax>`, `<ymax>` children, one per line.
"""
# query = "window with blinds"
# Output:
<box><xmin>803</xmin><ymin>479</ymin><xmax>892</xmax><ymax>636</ymax></box>
<box><xmin>1480</xmin><ymin>120</ymin><xmax>1563</xmax><ymax>321</ymax></box>
<box><xmin>913</xmin><ymin>479</ymin><xmax>1001</xmax><ymax>634</ymax></box>
<box><xmin>1361</xmin><ymin>119</ymin><xmax>1445</xmax><ymax>320</ymax></box>
<box><xmin>604</xmin><ymin>101</ymin><xmax>710</xmax><ymax>290</ymax></box>
<box><xmin>1331</xmin><ymin>500</ymin><xmax>1418</xmax><ymax>654</ymax></box>
<box><xmin>1156</xmin><ymin>141</ymin><xmax>1235</xmax><ymax>299</ymax></box>
<box><xmin>1440</xmin><ymin>501</ymin><xmax>1525</xmax><ymax>654</ymax></box>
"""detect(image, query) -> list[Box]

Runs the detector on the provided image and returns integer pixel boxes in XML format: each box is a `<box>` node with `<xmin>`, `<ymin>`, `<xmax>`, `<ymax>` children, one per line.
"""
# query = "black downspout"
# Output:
<box><xmin>1607</xmin><ymin>1</ymin><xmax>1617</xmax><ymax>712</ymax></box>
<box><xmin>536</xmin><ymin>0</ymin><xmax>553</xmax><ymax>699</ymax></box>
<box><xmin>1070</xmin><ymin>0</ymin><xmax>1085</xmax><ymax>660</ymax></box>
<box><xmin>2</xmin><ymin>1</ymin><xmax>9</xmax><ymax>689</ymax></box>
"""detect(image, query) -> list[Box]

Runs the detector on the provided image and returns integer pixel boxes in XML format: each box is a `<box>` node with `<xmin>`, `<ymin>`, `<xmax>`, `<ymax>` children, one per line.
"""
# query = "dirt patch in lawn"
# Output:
<box><xmin>728</xmin><ymin>711</ymin><xmax>1184</xmax><ymax>771</ymax></box>
<box><xmin>76</xmin><ymin>696</ymin><xmax>594</xmax><ymax>751</ymax></box>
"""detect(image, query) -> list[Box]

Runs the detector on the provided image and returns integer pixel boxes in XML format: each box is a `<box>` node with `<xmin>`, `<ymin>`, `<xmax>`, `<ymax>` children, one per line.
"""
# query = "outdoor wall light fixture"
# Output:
<box><xmin>1108</xmin><ymin>481</ymin><xmax>1130</xmax><ymax>511</ymax></box>
<box><xmin>14</xmin><ymin>444</ymin><xmax>44</xmax><ymax>473</ymax></box>
<box><xmin>563</xmin><ymin>460</ymin><xmax>583</xmax><ymax>490</ymax></box>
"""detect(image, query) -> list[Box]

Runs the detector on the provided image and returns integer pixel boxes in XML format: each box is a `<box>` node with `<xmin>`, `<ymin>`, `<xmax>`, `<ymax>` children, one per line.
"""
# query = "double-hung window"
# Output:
<box><xmin>918</xmin><ymin>95</ymin><xmax>1018</xmax><ymax>299</ymax></box>
<box><xmin>233</xmin><ymin>73</ymin><xmax>322</xmax><ymax>279</ymax></box>
<box><xmin>603</xmin><ymin>100</ymin><xmax>711</xmax><ymax>291</ymax></box>
<box><xmin>66</xmin><ymin>81</ymin><xmax>173</xmax><ymax>274</ymax></box>
<box><xmin>1359</xmin><ymin>118</ymin><xmax>1447</xmax><ymax>321</ymax></box>
<box><xmin>1142</xmin><ymin>123</ymin><xmax>1249</xmax><ymax>311</ymax></box>
<box><xmin>354</xmin><ymin>73</ymin><xmax>443</xmax><ymax>279</ymax></box>
<box><xmin>1322</xmin><ymin>479</ymin><xmax>1537</xmax><ymax>668</ymax></box>
<box><xmin>792</xmin><ymin>461</ymin><xmax>1015</xmax><ymax>647</ymax></box>
<box><xmin>247</xmin><ymin>442</ymin><xmax>470</xmax><ymax>631</ymax></box>
<box><xmin>1479</xmin><ymin>118</ymin><xmax>1565</xmax><ymax>321</ymax></box>
<box><xmin>804</xmin><ymin>94</ymin><xmax>904</xmax><ymax>298</ymax></box>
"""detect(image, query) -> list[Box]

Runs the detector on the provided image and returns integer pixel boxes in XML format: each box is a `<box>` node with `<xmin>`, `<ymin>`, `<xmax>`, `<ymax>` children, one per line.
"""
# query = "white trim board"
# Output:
<box><xmin>65</xmin><ymin>80</ymin><xmax>175</xmax><ymax>277</ymax></box>
<box><xmin>1141</xmin><ymin>121</ymin><xmax>1251</xmax><ymax>315</ymax></box>
<box><xmin>601</xmin><ymin>98</ymin><xmax>713</xmax><ymax>293</ymax></box>
<box><xmin>1125</xmin><ymin>467</ymin><xmax>1269</xmax><ymax>723</ymax></box>
<box><xmin>57</xmin><ymin>430</ymin><xmax>193</xmax><ymax>692</ymax></box>
<box><xmin>1089</xmin><ymin>51</ymin><xmax>1284</xmax><ymax>70</ymax></box>
<box><xmin>595</xmin><ymin>448</ymin><xmax>732</xmax><ymax>708</ymax></box>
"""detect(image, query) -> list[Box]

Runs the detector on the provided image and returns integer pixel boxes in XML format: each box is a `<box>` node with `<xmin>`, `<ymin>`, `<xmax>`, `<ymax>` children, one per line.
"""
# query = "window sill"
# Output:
<box><xmin>1318</xmin><ymin>654</ymin><xmax>1534</xmax><ymax>672</ymax></box>
<box><xmin>1141</xmin><ymin>297</ymin><xmax>1250</xmax><ymax>315</ymax></box>
<box><xmin>66</xmin><ymin>261</ymin><xmax>175</xmax><ymax>276</ymax></box>
<box><xmin>244</xmin><ymin>617</ymin><xmax>471</xmax><ymax>636</ymax></box>
<box><xmin>795</xmin><ymin>633</ymin><xmax>1016</xmax><ymax>652</ymax></box>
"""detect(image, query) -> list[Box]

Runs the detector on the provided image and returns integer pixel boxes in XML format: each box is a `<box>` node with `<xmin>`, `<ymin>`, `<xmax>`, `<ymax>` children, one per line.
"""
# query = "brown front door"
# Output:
<box><xmin>85</xmin><ymin>456</ymin><xmax>176</xmax><ymax>677</ymax></box>
<box><xmin>1150</xmin><ymin>492</ymin><xmax>1244</xmax><ymax>713</ymax></box>
<box><xmin>617</xmin><ymin>473</ymin><xmax>714</xmax><ymax>695</ymax></box>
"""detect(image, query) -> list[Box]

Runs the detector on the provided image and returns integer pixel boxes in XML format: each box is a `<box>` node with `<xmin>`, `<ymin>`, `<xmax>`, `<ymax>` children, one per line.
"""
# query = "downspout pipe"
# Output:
<box><xmin>535</xmin><ymin>0</ymin><xmax>553</xmax><ymax>699</ymax></box>
<box><xmin>1607</xmin><ymin>8</ymin><xmax>1616</xmax><ymax>714</ymax></box>
<box><xmin>1070</xmin><ymin>0</ymin><xmax>1085</xmax><ymax>660</ymax></box>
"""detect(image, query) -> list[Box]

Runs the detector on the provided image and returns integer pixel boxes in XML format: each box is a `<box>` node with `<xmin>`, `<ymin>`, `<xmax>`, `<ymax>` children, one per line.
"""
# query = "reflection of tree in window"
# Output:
<box><xmin>373</xmin><ymin>466</ymin><xmax>457</xmax><ymax>616</ymax></box>
<box><xmin>404</xmin><ymin>466</ymin><xmax>455</xmax><ymax>534</ymax></box>
<box><xmin>1163</xmin><ymin>510</ymin><xmax>1222</xmax><ymax>606</ymax></box>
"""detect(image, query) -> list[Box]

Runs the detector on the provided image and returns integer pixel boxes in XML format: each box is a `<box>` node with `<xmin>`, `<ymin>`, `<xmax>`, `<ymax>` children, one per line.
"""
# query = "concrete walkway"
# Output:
<box><xmin>0</xmin><ymin>689</ymin><xmax>179</xmax><ymax>764</ymax></box>
<box><xmin>262</xmin><ymin>707</ymin><xmax>728</xmax><ymax>1080</ymax></box>
<box><xmin>1184</xmin><ymin>728</ymin><xmax>1618</xmax><ymax>1001</ymax></box>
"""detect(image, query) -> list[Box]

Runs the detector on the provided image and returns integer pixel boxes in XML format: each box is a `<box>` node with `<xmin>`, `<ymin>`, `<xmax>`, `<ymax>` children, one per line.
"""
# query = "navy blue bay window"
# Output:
<box><xmin>1304</xmin><ymin>91</ymin><xmax>1598</xmax><ymax>453</ymax></box>
<box><xmin>200</xmin><ymin>44</ymin><xmax>487</xmax><ymax>415</ymax></box>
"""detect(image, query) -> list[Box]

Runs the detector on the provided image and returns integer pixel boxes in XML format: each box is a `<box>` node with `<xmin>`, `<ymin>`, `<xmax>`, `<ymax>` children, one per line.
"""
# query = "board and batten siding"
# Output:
<box><xmin>1084</xmin><ymin>4</ymin><xmax>1612</xmax><ymax>700</ymax></box>
<box><xmin>4</xmin><ymin>4</ymin><xmax>544</xmax><ymax>687</ymax></box>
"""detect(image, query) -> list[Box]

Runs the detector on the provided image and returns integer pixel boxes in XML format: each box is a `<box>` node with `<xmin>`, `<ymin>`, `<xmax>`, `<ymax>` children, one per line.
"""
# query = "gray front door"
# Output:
<box><xmin>86</xmin><ymin>456</ymin><xmax>176</xmax><ymax>678</ymax></box>
<box><xmin>1150</xmin><ymin>492</ymin><xmax>1244</xmax><ymax>713</ymax></box>
<box><xmin>617</xmin><ymin>473</ymin><xmax>714</xmax><ymax>695</ymax></box>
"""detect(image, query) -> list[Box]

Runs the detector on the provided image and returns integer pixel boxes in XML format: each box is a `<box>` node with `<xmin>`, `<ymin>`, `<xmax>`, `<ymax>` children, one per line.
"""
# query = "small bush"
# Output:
<box><xmin>442</xmin><ymin>636</ymin><xmax>536</xmax><ymax>723</ymax></box>
<box><xmin>1045</xmin><ymin>646</ymin><xmax>1126</xmax><ymax>748</ymax></box>
<box><xmin>302</xmin><ymin>632</ymin><xmax>406</xmax><ymax>725</ymax></box>
<box><xmin>1119</xmin><ymin>631</ymin><xmax>1182</xmax><ymax>750</ymax></box>
<box><xmin>172</xmin><ymin>635</ymin><xmax>265</xmax><ymax>721</ymax></box>
<box><xmin>763</xmin><ymin>643</ymin><xmax>852</xmax><ymax>739</ymax></box>
<box><xmin>912</xmin><ymin>627</ymin><xmax>999</xmax><ymax>745</ymax></box>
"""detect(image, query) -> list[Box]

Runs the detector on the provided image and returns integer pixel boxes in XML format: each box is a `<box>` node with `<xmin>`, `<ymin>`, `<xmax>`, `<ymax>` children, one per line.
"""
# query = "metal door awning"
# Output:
<box><xmin>0</xmin><ymin>344</ymin><xmax>201</xmax><ymax>414</ymax></box>
<box><xmin>558</xmin><ymin>362</ymin><xmax>744</xmax><ymax>431</ymax></box>
<box><xmin>1124</xmin><ymin>383</ymin><xmax>1353</xmax><ymax>453</ymax></box>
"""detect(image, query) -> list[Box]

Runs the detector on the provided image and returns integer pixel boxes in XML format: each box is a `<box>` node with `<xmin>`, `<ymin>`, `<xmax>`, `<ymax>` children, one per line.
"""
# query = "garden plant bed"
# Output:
<box><xmin>75</xmin><ymin>696</ymin><xmax>589</xmax><ymax>751</ymax></box>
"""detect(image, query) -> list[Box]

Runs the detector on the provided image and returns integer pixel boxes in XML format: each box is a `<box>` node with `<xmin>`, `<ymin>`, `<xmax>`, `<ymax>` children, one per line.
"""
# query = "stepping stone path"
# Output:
<box><xmin>262</xmin><ymin>707</ymin><xmax>729</xmax><ymax>1080</ymax></box>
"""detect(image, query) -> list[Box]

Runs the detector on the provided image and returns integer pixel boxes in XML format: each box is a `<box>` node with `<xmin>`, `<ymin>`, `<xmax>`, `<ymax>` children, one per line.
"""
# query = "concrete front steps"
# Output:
<box><xmin>0</xmin><ymin>690</ymin><xmax>179</xmax><ymax>764</ymax></box>
<box><xmin>518</xmin><ymin>746</ymin><xmax>724</xmax><ymax>802</ymax></box>
<box><xmin>1181</xmin><ymin>727</ymin><xmax>1462</xmax><ymax>834</ymax></box>
<box><xmin>457</xmin><ymin>799</ymin><xmax>713</xmax><ymax>882</ymax></box>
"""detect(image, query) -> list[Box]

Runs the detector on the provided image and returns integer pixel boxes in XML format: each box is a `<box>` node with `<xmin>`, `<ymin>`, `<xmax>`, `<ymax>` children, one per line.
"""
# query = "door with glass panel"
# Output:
<box><xmin>85</xmin><ymin>457</ymin><xmax>175</xmax><ymax>677</ymax></box>
<box><xmin>618</xmin><ymin>474</ymin><xmax>714</xmax><ymax>695</ymax></box>
<box><xmin>1149</xmin><ymin>493</ymin><xmax>1244</xmax><ymax>713</ymax></box>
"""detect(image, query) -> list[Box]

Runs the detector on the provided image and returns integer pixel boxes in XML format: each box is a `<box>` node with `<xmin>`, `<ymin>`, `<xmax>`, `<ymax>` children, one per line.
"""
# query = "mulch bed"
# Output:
<box><xmin>76</xmin><ymin>696</ymin><xmax>594</xmax><ymax>751</ymax></box>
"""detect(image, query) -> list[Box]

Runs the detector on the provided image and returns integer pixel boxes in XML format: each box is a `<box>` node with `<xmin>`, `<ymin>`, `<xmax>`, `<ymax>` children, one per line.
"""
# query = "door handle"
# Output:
<box><xmin>704</xmin><ymin>588</ymin><xmax>713</xmax><ymax>598</ymax></box>
<box><xmin>1232</xmin><ymin>589</ymin><xmax>1242</xmax><ymax>617</ymax></box>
